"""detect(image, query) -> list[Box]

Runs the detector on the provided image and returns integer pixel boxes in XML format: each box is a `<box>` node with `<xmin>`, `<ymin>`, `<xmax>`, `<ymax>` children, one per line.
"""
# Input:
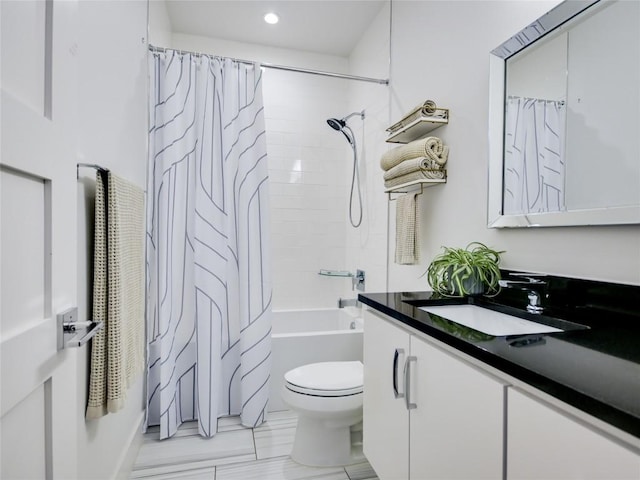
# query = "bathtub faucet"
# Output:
<box><xmin>338</xmin><ymin>298</ymin><xmax>360</xmax><ymax>309</ymax></box>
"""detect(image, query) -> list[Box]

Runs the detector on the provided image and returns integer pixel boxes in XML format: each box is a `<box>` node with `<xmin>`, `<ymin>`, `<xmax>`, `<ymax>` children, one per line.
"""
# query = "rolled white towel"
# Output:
<box><xmin>383</xmin><ymin>157</ymin><xmax>444</xmax><ymax>181</ymax></box>
<box><xmin>381</xmin><ymin>136</ymin><xmax>449</xmax><ymax>171</ymax></box>
<box><xmin>386</xmin><ymin>100</ymin><xmax>439</xmax><ymax>133</ymax></box>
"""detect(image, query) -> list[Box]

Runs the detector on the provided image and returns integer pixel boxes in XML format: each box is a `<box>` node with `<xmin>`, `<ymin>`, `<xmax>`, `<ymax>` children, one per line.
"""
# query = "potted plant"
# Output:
<box><xmin>426</xmin><ymin>242</ymin><xmax>504</xmax><ymax>297</ymax></box>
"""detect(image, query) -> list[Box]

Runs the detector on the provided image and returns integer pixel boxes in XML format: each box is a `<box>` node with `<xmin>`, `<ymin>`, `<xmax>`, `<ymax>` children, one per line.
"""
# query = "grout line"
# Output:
<box><xmin>344</xmin><ymin>466</ymin><xmax>351</xmax><ymax>480</ymax></box>
<box><xmin>251</xmin><ymin>424</ymin><xmax>259</xmax><ymax>461</ymax></box>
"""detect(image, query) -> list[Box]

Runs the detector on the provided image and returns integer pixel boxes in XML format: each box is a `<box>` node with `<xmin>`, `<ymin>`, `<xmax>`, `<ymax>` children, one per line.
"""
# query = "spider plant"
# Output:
<box><xmin>426</xmin><ymin>242</ymin><xmax>504</xmax><ymax>297</ymax></box>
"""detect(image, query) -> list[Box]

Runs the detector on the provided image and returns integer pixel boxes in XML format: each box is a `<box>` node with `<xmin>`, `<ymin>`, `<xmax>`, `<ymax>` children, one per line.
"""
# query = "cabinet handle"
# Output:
<box><xmin>404</xmin><ymin>355</ymin><xmax>417</xmax><ymax>410</ymax></box>
<box><xmin>393</xmin><ymin>348</ymin><xmax>405</xmax><ymax>399</ymax></box>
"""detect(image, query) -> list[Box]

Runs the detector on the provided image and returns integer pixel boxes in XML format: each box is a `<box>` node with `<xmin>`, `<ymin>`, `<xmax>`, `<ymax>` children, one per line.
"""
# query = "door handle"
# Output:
<box><xmin>393</xmin><ymin>348</ymin><xmax>405</xmax><ymax>399</ymax></box>
<box><xmin>403</xmin><ymin>355</ymin><xmax>417</xmax><ymax>410</ymax></box>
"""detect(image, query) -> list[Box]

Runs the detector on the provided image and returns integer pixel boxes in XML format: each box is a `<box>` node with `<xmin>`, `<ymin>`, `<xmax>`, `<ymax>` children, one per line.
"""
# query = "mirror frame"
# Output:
<box><xmin>487</xmin><ymin>0</ymin><xmax>640</xmax><ymax>228</ymax></box>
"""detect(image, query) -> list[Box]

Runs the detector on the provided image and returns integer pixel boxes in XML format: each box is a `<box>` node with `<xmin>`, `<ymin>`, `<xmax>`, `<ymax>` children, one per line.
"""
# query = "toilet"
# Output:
<box><xmin>282</xmin><ymin>361</ymin><xmax>364</xmax><ymax>467</ymax></box>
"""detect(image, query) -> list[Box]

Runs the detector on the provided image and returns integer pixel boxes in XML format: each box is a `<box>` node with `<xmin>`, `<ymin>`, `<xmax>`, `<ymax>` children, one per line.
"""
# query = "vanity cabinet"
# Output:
<box><xmin>508</xmin><ymin>388</ymin><xmax>640</xmax><ymax>479</ymax></box>
<box><xmin>363</xmin><ymin>309</ymin><xmax>507</xmax><ymax>480</ymax></box>
<box><xmin>363</xmin><ymin>309</ymin><xmax>410</xmax><ymax>480</ymax></box>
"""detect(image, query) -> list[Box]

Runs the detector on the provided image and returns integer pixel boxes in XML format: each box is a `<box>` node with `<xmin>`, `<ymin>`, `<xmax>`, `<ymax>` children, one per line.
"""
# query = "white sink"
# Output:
<box><xmin>420</xmin><ymin>304</ymin><xmax>562</xmax><ymax>336</ymax></box>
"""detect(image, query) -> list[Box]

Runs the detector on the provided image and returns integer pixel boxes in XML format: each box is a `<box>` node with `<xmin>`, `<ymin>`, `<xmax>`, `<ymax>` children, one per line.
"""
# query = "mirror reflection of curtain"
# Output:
<box><xmin>503</xmin><ymin>97</ymin><xmax>566</xmax><ymax>214</ymax></box>
<box><xmin>146</xmin><ymin>50</ymin><xmax>272</xmax><ymax>439</ymax></box>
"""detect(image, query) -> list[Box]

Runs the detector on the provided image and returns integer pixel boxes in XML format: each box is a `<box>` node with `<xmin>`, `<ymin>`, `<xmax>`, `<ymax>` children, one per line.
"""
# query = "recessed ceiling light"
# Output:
<box><xmin>264</xmin><ymin>12</ymin><xmax>279</xmax><ymax>25</ymax></box>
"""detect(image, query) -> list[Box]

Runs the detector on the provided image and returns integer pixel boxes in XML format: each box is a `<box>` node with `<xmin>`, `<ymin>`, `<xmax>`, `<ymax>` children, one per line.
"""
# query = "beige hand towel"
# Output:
<box><xmin>87</xmin><ymin>171</ymin><xmax>145</xmax><ymax>419</ymax></box>
<box><xmin>381</xmin><ymin>136</ymin><xmax>449</xmax><ymax>171</ymax></box>
<box><xmin>395</xmin><ymin>192</ymin><xmax>420</xmax><ymax>265</ymax></box>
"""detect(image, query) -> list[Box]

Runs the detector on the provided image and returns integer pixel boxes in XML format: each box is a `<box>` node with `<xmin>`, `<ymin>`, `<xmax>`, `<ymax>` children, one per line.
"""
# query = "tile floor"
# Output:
<box><xmin>130</xmin><ymin>410</ymin><xmax>379</xmax><ymax>480</ymax></box>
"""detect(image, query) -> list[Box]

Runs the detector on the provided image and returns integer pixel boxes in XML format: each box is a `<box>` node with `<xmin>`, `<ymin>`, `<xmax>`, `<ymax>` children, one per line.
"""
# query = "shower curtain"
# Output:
<box><xmin>146</xmin><ymin>49</ymin><xmax>272</xmax><ymax>439</ymax></box>
<box><xmin>503</xmin><ymin>96</ymin><xmax>566</xmax><ymax>215</ymax></box>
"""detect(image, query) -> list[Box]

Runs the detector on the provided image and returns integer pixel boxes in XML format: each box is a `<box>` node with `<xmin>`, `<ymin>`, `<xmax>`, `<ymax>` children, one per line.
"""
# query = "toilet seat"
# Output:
<box><xmin>284</xmin><ymin>361</ymin><xmax>363</xmax><ymax>397</ymax></box>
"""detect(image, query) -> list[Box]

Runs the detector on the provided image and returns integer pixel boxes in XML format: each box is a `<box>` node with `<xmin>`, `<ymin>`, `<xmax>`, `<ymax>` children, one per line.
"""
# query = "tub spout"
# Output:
<box><xmin>338</xmin><ymin>298</ymin><xmax>360</xmax><ymax>309</ymax></box>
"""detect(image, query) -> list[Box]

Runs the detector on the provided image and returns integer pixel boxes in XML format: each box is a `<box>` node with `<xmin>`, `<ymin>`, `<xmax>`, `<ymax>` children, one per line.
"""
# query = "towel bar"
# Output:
<box><xmin>56</xmin><ymin>307</ymin><xmax>104</xmax><ymax>350</ymax></box>
<box><xmin>387</xmin><ymin>182</ymin><xmax>426</xmax><ymax>200</ymax></box>
<box><xmin>77</xmin><ymin>162</ymin><xmax>109</xmax><ymax>179</ymax></box>
<box><xmin>318</xmin><ymin>269</ymin><xmax>353</xmax><ymax>277</ymax></box>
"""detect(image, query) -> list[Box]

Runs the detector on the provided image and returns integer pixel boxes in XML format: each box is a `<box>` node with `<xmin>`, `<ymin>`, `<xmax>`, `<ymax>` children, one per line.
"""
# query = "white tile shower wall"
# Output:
<box><xmin>264</xmin><ymin>70</ymin><xmax>354</xmax><ymax>309</ymax></box>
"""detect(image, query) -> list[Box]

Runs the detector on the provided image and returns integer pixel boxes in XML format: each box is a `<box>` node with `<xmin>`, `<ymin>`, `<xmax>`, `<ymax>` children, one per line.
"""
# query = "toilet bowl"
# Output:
<box><xmin>282</xmin><ymin>361</ymin><xmax>364</xmax><ymax>467</ymax></box>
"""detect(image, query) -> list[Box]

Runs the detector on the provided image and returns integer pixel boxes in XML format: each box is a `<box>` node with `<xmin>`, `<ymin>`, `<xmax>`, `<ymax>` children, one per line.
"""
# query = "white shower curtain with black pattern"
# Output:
<box><xmin>146</xmin><ymin>50</ymin><xmax>272</xmax><ymax>439</ymax></box>
<box><xmin>503</xmin><ymin>96</ymin><xmax>566</xmax><ymax>215</ymax></box>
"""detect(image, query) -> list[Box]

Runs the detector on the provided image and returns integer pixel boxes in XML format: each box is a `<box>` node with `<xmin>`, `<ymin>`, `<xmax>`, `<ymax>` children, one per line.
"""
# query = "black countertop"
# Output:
<box><xmin>358</xmin><ymin>279</ymin><xmax>640</xmax><ymax>440</ymax></box>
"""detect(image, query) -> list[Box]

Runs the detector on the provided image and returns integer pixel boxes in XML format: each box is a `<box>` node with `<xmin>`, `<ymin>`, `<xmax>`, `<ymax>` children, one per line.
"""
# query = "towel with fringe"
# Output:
<box><xmin>86</xmin><ymin>171</ymin><xmax>145</xmax><ymax>419</ymax></box>
<box><xmin>395</xmin><ymin>192</ymin><xmax>420</xmax><ymax>265</ymax></box>
<box><xmin>385</xmin><ymin>169</ymin><xmax>447</xmax><ymax>189</ymax></box>
<box><xmin>383</xmin><ymin>156</ymin><xmax>445</xmax><ymax>182</ymax></box>
<box><xmin>381</xmin><ymin>136</ymin><xmax>449</xmax><ymax>171</ymax></box>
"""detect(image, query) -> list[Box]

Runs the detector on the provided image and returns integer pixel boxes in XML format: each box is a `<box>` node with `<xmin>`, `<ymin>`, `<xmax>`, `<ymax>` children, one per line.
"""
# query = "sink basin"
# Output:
<box><xmin>420</xmin><ymin>304</ymin><xmax>563</xmax><ymax>336</ymax></box>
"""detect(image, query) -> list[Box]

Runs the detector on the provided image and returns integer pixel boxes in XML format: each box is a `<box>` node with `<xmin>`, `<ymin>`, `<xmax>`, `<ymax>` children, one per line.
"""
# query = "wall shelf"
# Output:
<box><xmin>386</xmin><ymin>109</ymin><xmax>449</xmax><ymax>144</ymax></box>
<box><xmin>385</xmin><ymin>177</ymin><xmax>447</xmax><ymax>199</ymax></box>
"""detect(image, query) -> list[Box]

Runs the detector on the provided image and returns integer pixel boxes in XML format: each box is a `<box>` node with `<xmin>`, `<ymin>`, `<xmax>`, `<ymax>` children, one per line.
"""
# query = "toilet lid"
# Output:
<box><xmin>284</xmin><ymin>361</ymin><xmax>363</xmax><ymax>397</ymax></box>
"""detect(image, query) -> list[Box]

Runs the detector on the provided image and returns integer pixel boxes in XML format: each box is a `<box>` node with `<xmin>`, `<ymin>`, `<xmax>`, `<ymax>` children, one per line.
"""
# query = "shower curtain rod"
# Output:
<box><xmin>148</xmin><ymin>45</ymin><xmax>389</xmax><ymax>85</ymax></box>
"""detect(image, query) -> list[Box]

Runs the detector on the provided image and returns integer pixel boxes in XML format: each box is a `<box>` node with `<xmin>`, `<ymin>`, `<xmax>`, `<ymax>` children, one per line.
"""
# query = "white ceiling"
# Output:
<box><xmin>164</xmin><ymin>1</ymin><xmax>387</xmax><ymax>57</ymax></box>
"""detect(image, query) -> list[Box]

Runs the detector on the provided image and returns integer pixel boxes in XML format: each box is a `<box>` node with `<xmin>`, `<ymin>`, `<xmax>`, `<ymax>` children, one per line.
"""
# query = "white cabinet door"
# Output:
<box><xmin>363</xmin><ymin>310</ymin><xmax>411</xmax><ymax>480</ymax></box>
<box><xmin>409</xmin><ymin>335</ymin><xmax>507</xmax><ymax>480</ymax></box>
<box><xmin>1</xmin><ymin>1</ymin><xmax>79</xmax><ymax>478</ymax></box>
<box><xmin>508</xmin><ymin>388</ymin><xmax>640</xmax><ymax>480</ymax></box>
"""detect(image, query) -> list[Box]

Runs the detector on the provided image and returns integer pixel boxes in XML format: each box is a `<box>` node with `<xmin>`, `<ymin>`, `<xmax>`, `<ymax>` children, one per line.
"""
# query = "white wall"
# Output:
<box><xmin>76</xmin><ymin>1</ymin><xmax>148</xmax><ymax>478</ymax></box>
<box><xmin>388</xmin><ymin>0</ymin><xmax>640</xmax><ymax>288</ymax></box>
<box><xmin>148</xmin><ymin>0</ymin><xmax>172</xmax><ymax>46</ymax></box>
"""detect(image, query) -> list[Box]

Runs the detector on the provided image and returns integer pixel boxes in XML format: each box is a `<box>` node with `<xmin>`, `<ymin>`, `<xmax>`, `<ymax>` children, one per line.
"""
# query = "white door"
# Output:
<box><xmin>1</xmin><ymin>1</ymin><xmax>79</xmax><ymax>478</ymax></box>
<box><xmin>363</xmin><ymin>310</ymin><xmax>410</xmax><ymax>480</ymax></box>
<box><xmin>409</xmin><ymin>335</ymin><xmax>507</xmax><ymax>479</ymax></box>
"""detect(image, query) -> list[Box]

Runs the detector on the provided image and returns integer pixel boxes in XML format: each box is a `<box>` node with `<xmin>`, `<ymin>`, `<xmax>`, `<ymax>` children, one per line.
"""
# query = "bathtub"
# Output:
<box><xmin>268</xmin><ymin>307</ymin><xmax>364</xmax><ymax>412</ymax></box>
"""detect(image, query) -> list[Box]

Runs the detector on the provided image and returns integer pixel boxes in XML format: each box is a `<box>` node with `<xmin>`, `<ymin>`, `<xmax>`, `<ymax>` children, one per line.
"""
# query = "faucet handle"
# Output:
<box><xmin>509</xmin><ymin>272</ymin><xmax>547</xmax><ymax>284</ymax></box>
<box><xmin>352</xmin><ymin>269</ymin><xmax>365</xmax><ymax>292</ymax></box>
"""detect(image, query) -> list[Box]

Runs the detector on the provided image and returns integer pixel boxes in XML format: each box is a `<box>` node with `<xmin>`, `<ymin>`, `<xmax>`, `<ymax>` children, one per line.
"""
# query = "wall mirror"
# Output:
<box><xmin>488</xmin><ymin>0</ymin><xmax>640</xmax><ymax>228</ymax></box>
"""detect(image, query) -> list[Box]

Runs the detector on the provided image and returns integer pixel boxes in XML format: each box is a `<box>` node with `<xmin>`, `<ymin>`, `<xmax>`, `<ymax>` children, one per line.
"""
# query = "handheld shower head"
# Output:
<box><xmin>326</xmin><ymin>118</ymin><xmax>353</xmax><ymax>144</ymax></box>
<box><xmin>327</xmin><ymin>111</ymin><xmax>364</xmax><ymax>145</ymax></box>
<box><xmin>325</xmin><ymin>111</ymin><xmax>365</xmax><ymax>228</ymax></box>
<box><xmin>327</xmin><ymin>111</ymin><xmax>364</xmax><ymax>133</ymax></box>
<box><xmin>327</xmin><ymin>118</ymin><xmax>346</xmax><ymax>131</ymax></box>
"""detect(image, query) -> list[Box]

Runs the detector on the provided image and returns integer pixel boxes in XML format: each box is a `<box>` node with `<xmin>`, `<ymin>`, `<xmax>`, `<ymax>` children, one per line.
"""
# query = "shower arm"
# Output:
<box><xmin>342</xmin><ymin>111</ymin><xmax>365</xmax><ymax>123</ymax></box>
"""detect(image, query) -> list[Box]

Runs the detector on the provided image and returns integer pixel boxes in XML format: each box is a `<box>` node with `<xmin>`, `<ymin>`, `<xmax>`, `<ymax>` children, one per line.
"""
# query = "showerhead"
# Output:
<box><xmin>326</xmin><ymin>118</ymin><xmax>346</xmax><ymax>131</ymax></box>
<box><xmin>327</xmin><ymin>111</ymin><xmax>364</xmax><ymax>145</ymax></box>
<box><xmin>327</xmin><ymin>111</ymin><xmax>364</xmax><ymax>130</ymax></box>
